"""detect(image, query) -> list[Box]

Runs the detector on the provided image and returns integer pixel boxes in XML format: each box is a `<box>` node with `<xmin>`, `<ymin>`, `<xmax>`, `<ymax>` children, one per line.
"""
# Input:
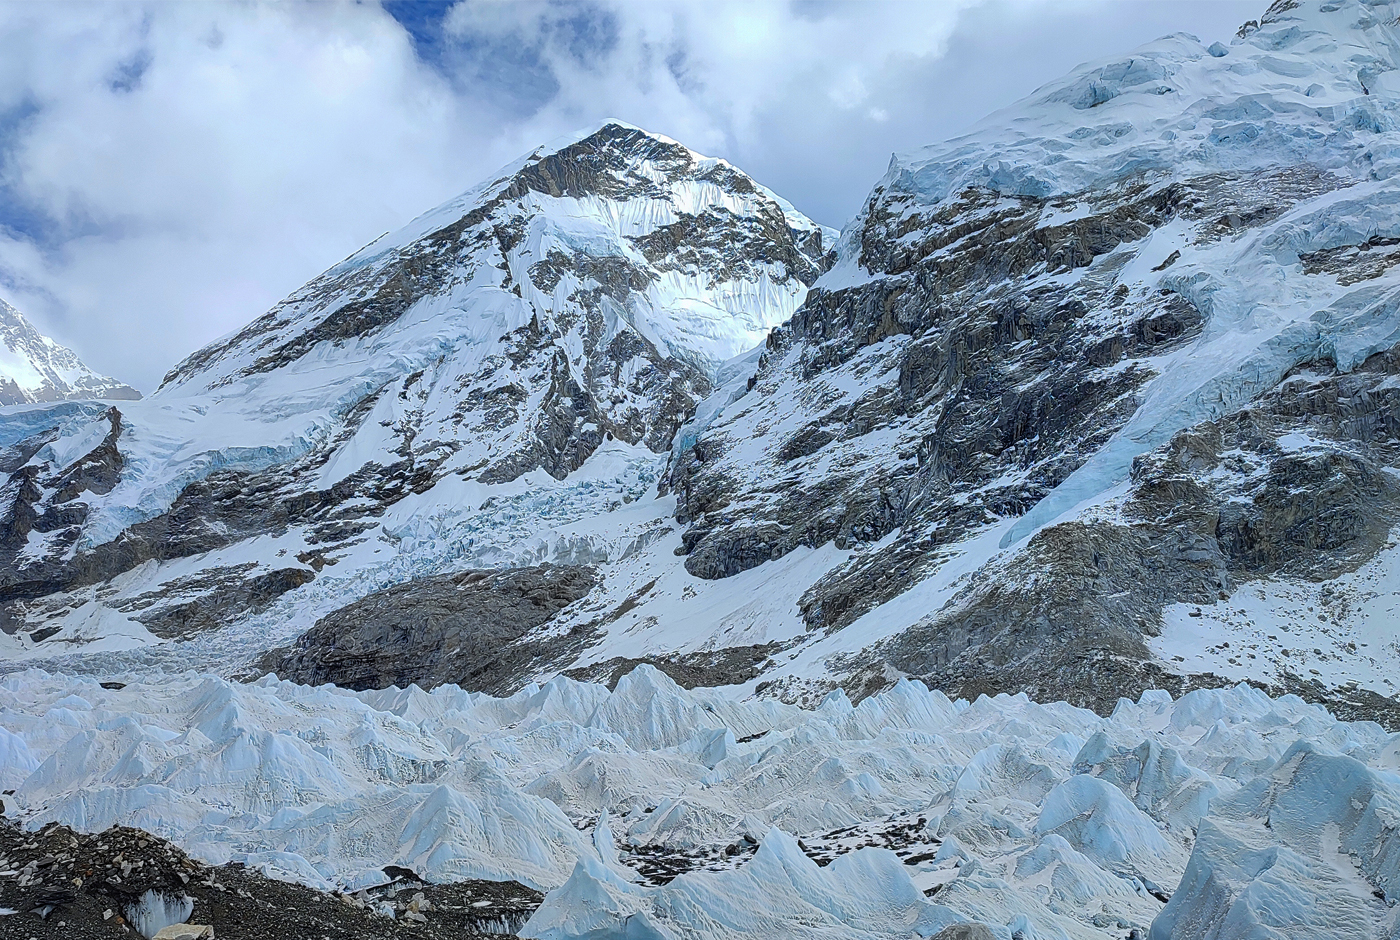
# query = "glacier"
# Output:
<box><xmin>9</xmin><ymin>1</ymin><xmax>1400</xmax><ymax>723</ymax></box>
<box><xmin>3</xmin><ymin>665</ymin><xmax>1399</xmax><ymax>939</ymax></box>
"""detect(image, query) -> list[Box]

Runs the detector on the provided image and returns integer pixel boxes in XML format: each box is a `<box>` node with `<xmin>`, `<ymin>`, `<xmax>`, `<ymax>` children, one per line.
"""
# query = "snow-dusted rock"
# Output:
<box><xmin>668</xmin><ymin>0</ymin><xmax>1400</xmax><ymax>717</ymax></box>
<box><xmin>3</xmin><ymin>6</ymin><xmax>1400</xmax><ymax>933</ymax></box>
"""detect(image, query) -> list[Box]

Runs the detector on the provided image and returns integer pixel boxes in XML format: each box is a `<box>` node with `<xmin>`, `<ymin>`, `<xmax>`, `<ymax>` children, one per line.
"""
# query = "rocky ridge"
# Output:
<box><xmin>263</xmin><ymin>564</ymin><xmax>601</xmax><ymax>694</ymax></box>
<box><xmin>1</xmin><ymin>3</ymin><xmax>1400</xmax><ymax>940</ymax></box>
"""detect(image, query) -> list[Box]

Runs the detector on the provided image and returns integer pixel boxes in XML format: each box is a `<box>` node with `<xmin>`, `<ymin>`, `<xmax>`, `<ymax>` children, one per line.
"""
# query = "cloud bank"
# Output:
<box><xmin>0</xmin><ymin>0</ymin><xmax>1259</xmax><ymax>391</ymax></box>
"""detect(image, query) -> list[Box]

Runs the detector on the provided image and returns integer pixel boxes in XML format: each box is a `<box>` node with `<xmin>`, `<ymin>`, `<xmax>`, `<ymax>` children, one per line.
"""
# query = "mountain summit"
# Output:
<box><xmin>0</xmin><ymin>297</ymin><xmax>140</xmax><ymax>405</ymax></box>
<box><xmin>159</xmin><ymin>120</ymin><xmax>833</xmax><ymax>483</ymax></box>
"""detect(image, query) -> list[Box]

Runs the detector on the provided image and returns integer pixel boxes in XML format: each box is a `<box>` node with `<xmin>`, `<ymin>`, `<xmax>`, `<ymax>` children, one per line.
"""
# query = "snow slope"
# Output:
<box><xmin>133</xmin><ymin>119</ymin><xmax>830</xmax><ymax>537</ymax></box>
<box><xmin>0</xmin><ymin>297</ymin><xmax>140</xmax><ymax>405</ymax></box>
<box><xmin>1150</xmin><ymin>535</ymin><xmax>1400</xmax><ymax>696</ymax></box>
<box><xmin>2</xmin><ymin>666</ymin><xmax>1398</xmax><ymax>939</ymax></box>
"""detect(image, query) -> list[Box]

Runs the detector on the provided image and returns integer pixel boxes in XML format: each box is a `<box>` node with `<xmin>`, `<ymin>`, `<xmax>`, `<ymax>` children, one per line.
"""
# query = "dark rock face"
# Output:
<box><xmin>0</xmin><ymin>407</ymin><xmax>434</xmax><ymax>639</ymax></box>
<box><xmin>0</xmin><ymin>408</ymin><xmax>123</xmax><ymax>570</ymax></box>
<box><xmin>632</xmin><ymin>204</ymin><xmax>830</xmax><ymax>288</ymax></box>
<box><xmin>671</xmin><ymin>175</ymin><xmax>1249</xmax><ymax>610</ymax></box>
<box><xmin>0</xmin><ymin>407</ymin><xmax>139</xmax><ymax>627</ymax></box>
<box><xmin>466</xmin><ymin>293</ymin><xmax>709</xmax><ymax>485</ymax></box>
<box><xmin>266</xmin><ymin>565</ymin><xmax>600</xmax><ymax>692</ymax></box>
<box><xmin>668</xmin><ymin>138</ymin><xmax>1400</xmax><ymax>720</ymax></box>
<box><xmin>930</xmin><ymin>925</ymin><xmax>998</xmax><ymax>940</ymax></box>
<box><xmin>672</xmin><ymin>167</ymin><xmax>1348</xmax><ymax>609</ymax></box>
<box><xmin>124</xmin><ymin>566</ymin><xmax>317</xmax><ymax>640</ymax></box>
<box><xmin>857</xmin><ymin>347</ymin><xmax>1400</xmax><ymax>718</ymax></box>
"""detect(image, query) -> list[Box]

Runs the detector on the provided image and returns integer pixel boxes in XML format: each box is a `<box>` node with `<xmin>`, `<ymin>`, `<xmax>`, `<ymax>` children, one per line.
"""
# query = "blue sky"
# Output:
<box><xmin>0</xmin><ymin>0</ymin><xmax>1259</xmax><ymax>391</ymax></box>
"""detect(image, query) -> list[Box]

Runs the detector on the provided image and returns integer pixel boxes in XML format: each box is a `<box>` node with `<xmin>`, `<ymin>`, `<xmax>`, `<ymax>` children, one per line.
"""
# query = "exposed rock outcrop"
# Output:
<box><xmin>0</xmin><ymin>817</ymin><xmax>539</xmax><ymax>940</ymax></box>
<box><xmin>855</xmin><ymin>347</ymin><xmax>1400</xmax><ymax>716</ymax></box>
<box><xmin>265</xmin><ymin>565</ymin><xmax>600</xmax><ymax>692</ymax></box>
<box><xmin>563</xmin><ymin>642</ymin><xmax>783</xmax><ymax>690</ymax></box>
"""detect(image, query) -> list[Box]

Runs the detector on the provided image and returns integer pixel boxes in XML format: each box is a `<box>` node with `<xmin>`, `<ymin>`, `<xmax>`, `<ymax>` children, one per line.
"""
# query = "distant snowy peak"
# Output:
<box><xmin>0</xmin><ymin>297</ymin><xmax>140</xmax><ymax>406</ymax></box>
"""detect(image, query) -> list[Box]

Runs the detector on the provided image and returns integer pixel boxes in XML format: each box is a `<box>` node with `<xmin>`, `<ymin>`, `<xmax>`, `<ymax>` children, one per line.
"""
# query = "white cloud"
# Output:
<box><xmin>0</xmin><ymin>0</ymin><xmax>1262</xmax><ymax>391</ymax></box>
<box><xmin>0</xmin><ymin>2</ymin><xmax>494</xmax><ymax>390</ymax></box>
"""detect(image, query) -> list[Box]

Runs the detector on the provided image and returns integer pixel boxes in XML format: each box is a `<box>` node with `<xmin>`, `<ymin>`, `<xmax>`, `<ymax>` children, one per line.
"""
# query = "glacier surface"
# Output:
<box><xmin>2</xmin><ymin>666</ymin><xmax>1398</xmax><ymax>938</ymax></box>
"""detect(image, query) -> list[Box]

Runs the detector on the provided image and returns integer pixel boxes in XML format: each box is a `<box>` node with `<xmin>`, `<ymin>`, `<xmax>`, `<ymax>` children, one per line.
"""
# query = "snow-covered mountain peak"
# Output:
<box><xmin>0</xmin><ymin>297</ymin><xmax>140</xmax><ymax>406</ymax></box>
<box><xmin>0</xmin><ymin>124</ymin><xmax>836</xmax><ymax>669</ymax></box>
<box><xmin>161</xmin><ymin>121</ymin><xmax>832</xmax><ymax>398</ymax></box>
<box><xmin>136</xmin><ymin>120</ymin><xmax>834</xmax><ymax>504</ymax></box>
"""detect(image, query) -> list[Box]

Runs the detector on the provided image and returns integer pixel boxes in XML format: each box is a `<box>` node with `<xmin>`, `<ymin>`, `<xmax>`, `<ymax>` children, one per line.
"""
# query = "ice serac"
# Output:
<box><xmin>4</xmin><ymin>667</ymin><xmax>1399</xmax><ymax>940</ymax></box>
<box><xmin>1150</xmin><ymin>741</ymin><xmax>1400</xmax><ymax>940</ymax></box>
<box><xmin>669</xmin><ymin>0</ymin><xmax>1400</xmax><ymax>717</ymax></box>
<box><xmin>0</xmin><ymin>120</ymin><xmax>834</xmax><ymax>667</ymax></box>
<box><xmin>0</xmin><ymin>297</ymin><xmax>141</xmax><ymax>405</ymax></box>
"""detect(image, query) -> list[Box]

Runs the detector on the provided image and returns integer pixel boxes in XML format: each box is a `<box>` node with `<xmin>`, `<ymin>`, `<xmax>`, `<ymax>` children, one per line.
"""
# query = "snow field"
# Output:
<box><xmin>1150</xmin><ymin>535</ymin><xmax>1400</xmax><ymax>696</ymax></box>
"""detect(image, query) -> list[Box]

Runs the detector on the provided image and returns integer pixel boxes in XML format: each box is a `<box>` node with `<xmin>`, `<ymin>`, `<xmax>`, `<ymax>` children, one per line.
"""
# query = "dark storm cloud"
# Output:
<box><xmin>0</xmin><ymin>0</ymin><xmax>1261</xmax><ymax>391</ymax></box>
